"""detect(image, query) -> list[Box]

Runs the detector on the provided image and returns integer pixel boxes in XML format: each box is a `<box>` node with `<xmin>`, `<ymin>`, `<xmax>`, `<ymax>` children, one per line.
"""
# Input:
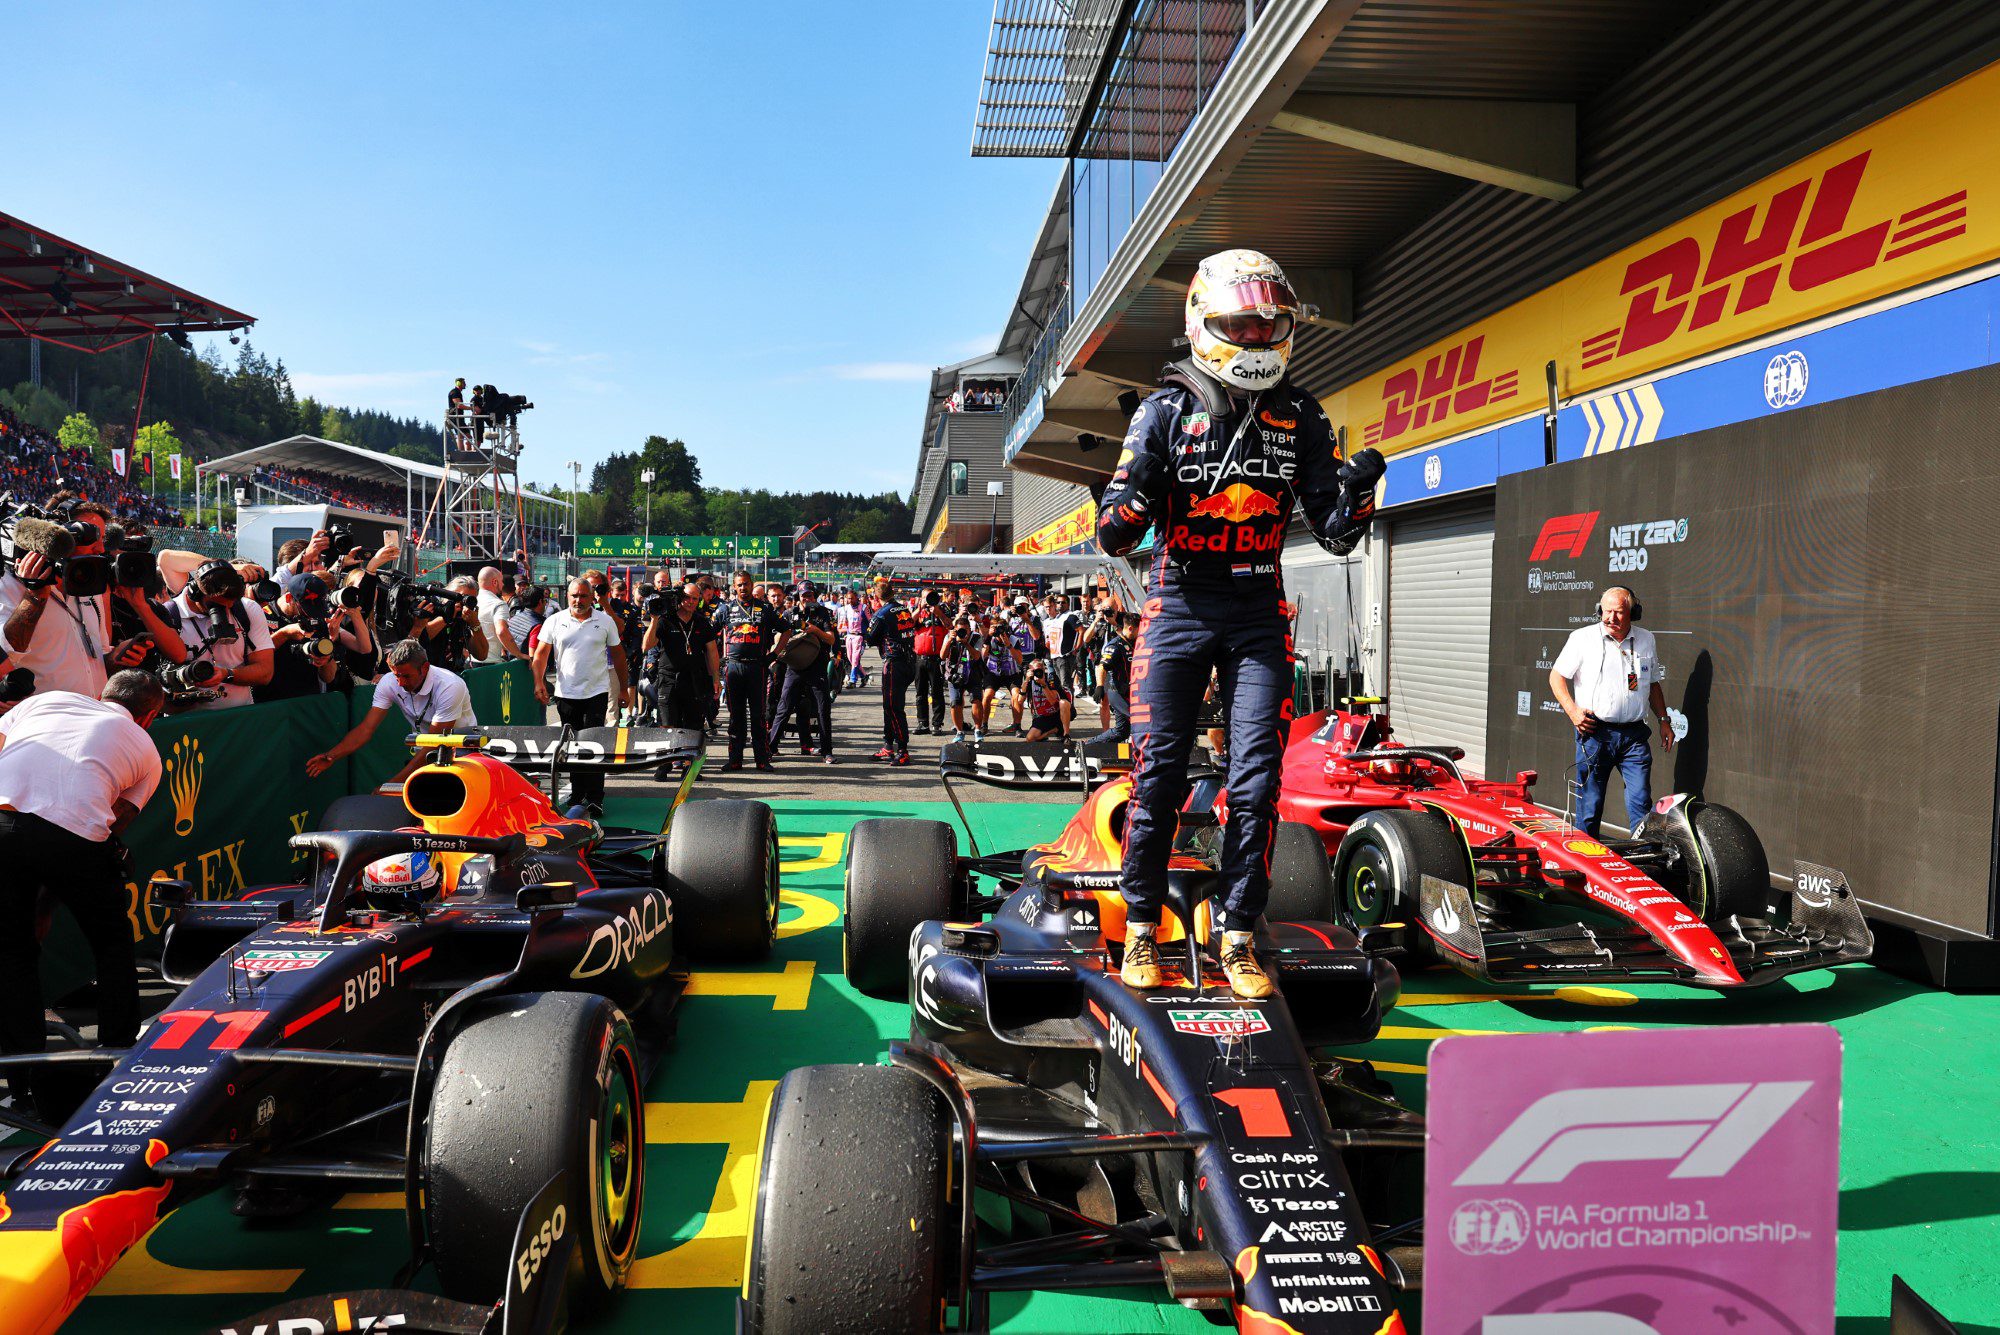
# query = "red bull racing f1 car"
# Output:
<box><xmin>1275</xmin><ymin>699</ymin><xmax>1873</xmax><ymax>989</ymax></box>
<box><xmin>743</xmin><ymin>738</ymin><xmax>1423</xmax><ymax>1334</ymax></box>
<box><xmin>0</xmin><ymin>724</ymin><xmax>779</xmax><ymax>1335</ymax></box>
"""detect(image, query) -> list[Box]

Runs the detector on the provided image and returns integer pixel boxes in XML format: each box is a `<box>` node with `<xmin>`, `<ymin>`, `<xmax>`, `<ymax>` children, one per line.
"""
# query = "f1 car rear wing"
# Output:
<box><xmin>410</xmin><ymin>724</ymin><xmax>703</xmax><ymax>772</ymax></box>
<box><xmin>874</xmin><ymin>551</ymin><xmax>1144</xmax><ymax>609</ymax></box>
<box><xmin>939</xmin><ymin>736</ymin><xmax>1133</xmax><ymax>791</ymax></box>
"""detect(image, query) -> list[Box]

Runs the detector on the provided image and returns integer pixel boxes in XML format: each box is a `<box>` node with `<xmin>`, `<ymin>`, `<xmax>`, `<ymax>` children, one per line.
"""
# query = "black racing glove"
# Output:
<box><xmin>1313</xmin><ymin>448</ymin><xmax>1386</xmax><ymax>556</ymax></box>
<box><xmin>1116</xmin><ymin>452</ymin><xmax>1169</xmax><ymax>514</ymax></box>
<box><xmin>1338</xmin><ymin>447</ymin><xmax>1386</xmax><ymax>491</ymax></box>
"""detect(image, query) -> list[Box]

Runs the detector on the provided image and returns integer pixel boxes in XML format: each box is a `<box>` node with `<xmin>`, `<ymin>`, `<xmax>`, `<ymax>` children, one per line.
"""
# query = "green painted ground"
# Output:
<box><xmin>58</xmin><ymin>798</ymin><xmax>2000</xmax><ymax>1333</ymax></box>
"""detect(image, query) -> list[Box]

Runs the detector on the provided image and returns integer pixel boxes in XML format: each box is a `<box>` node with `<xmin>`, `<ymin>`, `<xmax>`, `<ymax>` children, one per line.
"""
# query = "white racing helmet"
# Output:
<box><xmin>359</xmin><ymin>850</ymin><xmax>443</xmax><ymax>912</ymax></box>
<box><xmin>1185</xmin><ymin>248</ymin><xmax>1301</xmax><ymax>392</ymax></box>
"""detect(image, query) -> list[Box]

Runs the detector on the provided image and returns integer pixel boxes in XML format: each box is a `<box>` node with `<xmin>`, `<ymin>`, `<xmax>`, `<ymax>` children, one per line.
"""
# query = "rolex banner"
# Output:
<box><xmin>42</xmin><ymin>659</ymin><xmax>537</xmax><ymax>990</ymax></box>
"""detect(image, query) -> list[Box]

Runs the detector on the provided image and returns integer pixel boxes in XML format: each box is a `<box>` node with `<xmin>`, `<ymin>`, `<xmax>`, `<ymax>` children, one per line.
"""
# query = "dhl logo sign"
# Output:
<box><xmin>1362</xmin><ymin>335</ymin><xmax>1520</xmax><ymax>449</ymax></box>
<box><xmin>1015</xmin><ymin>499</ymin><xmax>1098</xmax><ymax>555</ymax></box>
<box><xmin>1323</xmin><ymin>58</ymin><xmax>2000</xmax><ymax>459</ymax></box>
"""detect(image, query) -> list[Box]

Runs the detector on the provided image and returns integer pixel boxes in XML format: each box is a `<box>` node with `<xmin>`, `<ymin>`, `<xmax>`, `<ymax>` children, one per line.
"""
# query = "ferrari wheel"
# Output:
<box><xmin>425</xmin><ymin>992</ymin><xmax>644</xmax><ymax>1308</ymax></box>
<box><xmin>743</xmin><ymin>1063</ymin><xmax>953</xmax><ymax>1334</ymax></box>
<box><xmin>666</xmin><ymin>798</ymin><xmax>780</xmax><ymax>960</ymax></box>
<box><xmin>1692</xmin><ymin>803</ymin><xmax>1770</xmax><ymax>922</ymax></box>
<box><xmin>1336</xmin><ymin>809</ymin><xmax>1473</xmax><ymax>963</ymax></box>
<box><xmin>1337</xmin><ymin>837</ymin><xmax>1401</xmax><ymax>928</ymax></box>
<box><xmin>844</xmin><ymin>818</ymin><xmax>957</xmax><ymax>1000</ymax></box>
<box><xmin>1265</xmin><ymin>821</ymin><xmax>1337</xmax><ymax>923</ymax></box>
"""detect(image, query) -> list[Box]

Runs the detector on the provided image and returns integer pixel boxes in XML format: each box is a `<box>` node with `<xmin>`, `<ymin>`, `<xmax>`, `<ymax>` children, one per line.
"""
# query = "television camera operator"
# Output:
<box><xmin>770</xmin><ymin>583</ymin><xmax>838</xmax><ymax>764</ymax></box>
<box><xmin>0</xmin><ymin>492</ymin><xmax>180</xmax><ymax>701</ymax></box>
<box><xmin>640</xmin><ymin>583</ymin><xmax>720</xmax><ymax>730</ymax></box>
<box><xmin>0</xmin><ymin>671</ymin><xmax>168</xmax><ymax>1119</ymax></box>
<box><xmin>414</xmin><ymin>575</ymin><xmax>488</xmax><ymax>672</ymax></box>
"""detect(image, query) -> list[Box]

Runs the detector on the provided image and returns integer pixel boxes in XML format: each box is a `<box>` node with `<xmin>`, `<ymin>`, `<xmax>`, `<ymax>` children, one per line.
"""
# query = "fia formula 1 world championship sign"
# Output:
<box><xmin>1426</xmin><ymin>1024</ymin><xmax>1840</xmax><ymax>1334</ymax></box>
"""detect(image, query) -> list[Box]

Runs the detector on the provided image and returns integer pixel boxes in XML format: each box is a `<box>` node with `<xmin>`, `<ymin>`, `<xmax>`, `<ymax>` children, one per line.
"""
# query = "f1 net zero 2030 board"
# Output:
<box><xmin>1485</xmin><ymin>359</ymin><xmax>2000</xmax><ymax>937</ymax></box>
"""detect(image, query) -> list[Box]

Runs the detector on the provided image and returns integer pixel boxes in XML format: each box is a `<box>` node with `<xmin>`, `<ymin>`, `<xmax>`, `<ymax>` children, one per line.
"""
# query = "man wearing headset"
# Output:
<box><xmin>1096</xmin><ymin>249</ymin><xmax>1383</xmax><ymax>999</ymax></box>
<box><xmin>1549</xmin><ymin>585</ymin><xmax>1674</xmax><ymax>839</ymax></box>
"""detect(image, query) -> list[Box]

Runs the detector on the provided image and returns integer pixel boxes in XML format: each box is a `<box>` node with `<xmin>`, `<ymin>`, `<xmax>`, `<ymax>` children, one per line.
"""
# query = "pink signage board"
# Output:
<box><xmin>1425</xmin><ymin>1023</ymin><xmax>1841</xmax><ymax>1334</ymax></box>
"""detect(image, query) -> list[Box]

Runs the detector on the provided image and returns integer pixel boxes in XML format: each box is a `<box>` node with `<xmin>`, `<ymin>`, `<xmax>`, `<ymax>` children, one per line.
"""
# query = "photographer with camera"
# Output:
<box><xmin>770</xmin><ymin>583</ymin><xmax>839</xmax><ymax>764</ymax></box>
<box><xmin>306</xmin><ymin>639</ymin><xmax>479</xmax><ymax>784</ymax></box>
<box><xmin>166</xmin><ymin>560</ymin><xmax>274</xmax><ymax>710</ymax></box>
<box><xmin>256</xmin><ymin>577</ymin><xmax>362</xmax><ymax>702</ymax></box>
<box><xmin>641</xmin><ymin>583</ymin><xmax>720</xmax><ymax>729</ymax></box>
<box><xmin>0</xmin><ymin>671</ymin><xmax>168</xmax><ymax>1118</ymax></box>
<box><xmin>911</xmin><ymin>589</ymin><xmax>950</xmax><ymax>736</ymax></box>
<box><xmin>940</xmin><ymin>614</ymin><xmax>986</xmax><ymax>741</ymax></box>
<box><xmin>1</xmin><ymin>494</ymin><xmax>168</xmax><ymax>701</ymax></box>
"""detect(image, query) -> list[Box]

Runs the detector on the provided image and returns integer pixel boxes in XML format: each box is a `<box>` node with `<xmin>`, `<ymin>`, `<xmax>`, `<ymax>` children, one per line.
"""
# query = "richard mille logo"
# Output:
<box><xmin>167</xmin><ymin>737</ymin><xmax>204</xmax><ymax>837</ymax></box>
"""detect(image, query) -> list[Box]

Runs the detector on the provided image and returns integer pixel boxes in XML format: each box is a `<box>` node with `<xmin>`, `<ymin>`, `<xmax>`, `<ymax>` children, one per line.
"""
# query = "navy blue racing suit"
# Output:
<box><xmin>1097</xmin><ymin>361</ymin><xmax>1380</xmax><ymax>932</ymax></box>
<box><xmin>866</xmin><ymin>601</ymin><xmax>917</xmax><ymax>753</ymax></box>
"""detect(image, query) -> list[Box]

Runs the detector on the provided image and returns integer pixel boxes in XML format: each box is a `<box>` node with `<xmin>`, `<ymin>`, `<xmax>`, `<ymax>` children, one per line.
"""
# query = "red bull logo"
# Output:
<box><xmin>1186</xmin><ymin>484</ymin><xmax>1282</xmax><ymax>524</ymax></box>
<box><xmin>0</xmin><ymin>1139</ymin><xmax>171</xmax><ymax>1334</ymax></box>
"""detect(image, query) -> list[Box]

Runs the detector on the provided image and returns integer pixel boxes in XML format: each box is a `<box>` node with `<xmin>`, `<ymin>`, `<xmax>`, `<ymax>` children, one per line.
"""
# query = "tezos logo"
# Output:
<box><xmin>1455</xmin><ymin>1080</ymin><xmax>1811</xmax><ymax>1185</ymax></box>
<box><xmin>1764</xmin><ymin>349</ymin><xmax>1809</xmax><ymax>409</ymax></box>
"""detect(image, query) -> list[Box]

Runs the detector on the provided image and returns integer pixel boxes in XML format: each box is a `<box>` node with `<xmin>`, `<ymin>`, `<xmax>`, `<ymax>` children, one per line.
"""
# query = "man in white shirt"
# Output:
<box><xmin>474</xmin><ymin>566</ymin><xmax>508</xmax><ymax>665</ymax></box>
<box><xmin>0</xmin><ymin>672</ymin><xmax>168</xmax><ymax>1111</ymax></box>
<box><xmin>0</xmin><ymin>499</ymin><xmax>130</xmax><ymax>700</ymax></box>
<box><xmin>305</xmin><ymin>639</ymin><xmax>479</xmax><ymax>784</ymax></box>
<box><xmin>170</xmin><ymin>560</ymin><xmax>275</xmax><ymax>709</ymax></box>
<box><xmin>533</xmin><ymin>578</ymin><xmax>627</xmax><ymax>812</ymax></box>
<box><xmin>1549</xmin><ymin>585</ymin><xmax>1674</xmax><ymax>838</ymax></box>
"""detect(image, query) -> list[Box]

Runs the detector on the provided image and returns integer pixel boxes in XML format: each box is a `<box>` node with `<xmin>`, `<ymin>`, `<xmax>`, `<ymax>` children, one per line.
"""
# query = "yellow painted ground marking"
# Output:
<box><xmin>779</xmin><ymin>832</ymin><xmax>846</xmax><ymax>874</ymax></box>
<box><xmin>629</xmin><ymin>1080</ymin><xmax>778</xmax><ymax>1289</ymax></box>
<box><xmin>684</xmin><ymin>959</ymin><xmax>815</xmax><ymax>1010</ymax></box>
<box><xmin>98</xmin><ymin>1216</ymin><xmax>304</xmax><ymax>1295</ymax></box>
<box><xmin>1371</xmin><ymin>1060</ymin><xmax>1429</xmax><ymax>1075</ymax></box>
<box><xmin>1397</xmin><ymin>985</ymin><xmax>1636</xmax><ymax>1008</ymax></box>
<box><xmin>1376</xmin><ymin>1025</ymin><xmax>1505</xmax><ymax>1042</ymax></box>
<box><xmin>332</xmin><ymin>1191</ymin><xmax>402</xmax><ymax>1210</ymax></box>
<box><xmin>776</xmin><ymin>888</ymin><xmax>838</xmax><ymax>940</ymax></box>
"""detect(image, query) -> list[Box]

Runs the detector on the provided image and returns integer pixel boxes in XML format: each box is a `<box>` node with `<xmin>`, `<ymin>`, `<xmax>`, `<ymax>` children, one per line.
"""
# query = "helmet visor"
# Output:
<box><xmin>1205</xmin><ymin>309</ymin><xmax>1296</xmax><ymax>349</ymax></box>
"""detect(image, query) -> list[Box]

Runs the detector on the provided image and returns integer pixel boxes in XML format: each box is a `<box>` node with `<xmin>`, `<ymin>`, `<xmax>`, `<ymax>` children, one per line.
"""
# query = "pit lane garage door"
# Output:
<box><xmin>1386</xmin><ymin>502</ymin><xmax>1495</xmax><ymax>775</ymax></box>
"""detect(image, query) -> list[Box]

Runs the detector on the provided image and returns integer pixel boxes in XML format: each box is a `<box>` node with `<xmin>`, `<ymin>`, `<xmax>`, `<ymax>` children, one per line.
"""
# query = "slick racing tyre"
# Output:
<box><xmin>425</xmin><ymin>992</ymin><xmax>644</xmax><ymax>1309</ymax></box>
<box><xmin>1692</xmin><ymin>802</ymin><xmax>1771</xmax><ymax>923</ymax></box>
<box><xmin>743</xmin><ymin>1063</ymin><xmax>953</xmax><ymax>1335</ymax></box>
<box><xmin>1264</xmin><ymin>821</ymin><xmax>1338</xmax><ymax>923</ymax></box>
<box><xmin>844</xmin><ymin>818</ymin><xmax>956</xmax><ymax>1000</ymax></box>
<box><xmin>1335</xmin><ymin>808</ymin><xmax>1472</xmax><ymax>963</ymax></box>
<box><xmin>666</xmin><ymin>798</ymin><xmax>780</xmax><ymax>960</ymax></box>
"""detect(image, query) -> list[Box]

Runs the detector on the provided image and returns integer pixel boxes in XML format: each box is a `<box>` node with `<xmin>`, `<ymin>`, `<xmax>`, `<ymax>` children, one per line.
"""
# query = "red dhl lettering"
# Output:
<box><xmin>1365</xmin><ymin>334</ymin><xmax>1521</xmax><ymax>447</ymax></box>
<box><xmin>1588</xmin><ymin>150</ymin><xmax>1969</xmax><ymax>367</ymax></box>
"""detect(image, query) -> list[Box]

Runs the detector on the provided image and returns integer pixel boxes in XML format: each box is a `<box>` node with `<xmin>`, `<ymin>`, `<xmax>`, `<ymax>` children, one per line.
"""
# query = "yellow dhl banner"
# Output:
<box><xmin>1323</xmin><ymin>58</ymin><xmax>1996</xmax><ymax>456</ymax></box>
<box><xmin>1015</xmin><ymin>499</ymin><xmax>1097</xmax><ymax>554</ymax></box>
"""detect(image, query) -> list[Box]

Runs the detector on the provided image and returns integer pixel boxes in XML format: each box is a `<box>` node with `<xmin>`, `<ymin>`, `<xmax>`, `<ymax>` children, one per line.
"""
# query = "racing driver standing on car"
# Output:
<box><xmin>1097</xmin><ymin>249</ymin><xmax>1384</xmax><ymax>999</ymax></box>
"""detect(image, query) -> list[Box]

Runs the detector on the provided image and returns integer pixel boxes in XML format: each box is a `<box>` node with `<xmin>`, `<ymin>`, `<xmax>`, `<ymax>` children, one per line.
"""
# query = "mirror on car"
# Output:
<box><xmin>516</xmin><ymin>881</ymin><xmax>578</xmax><ymax>913</ymax></box>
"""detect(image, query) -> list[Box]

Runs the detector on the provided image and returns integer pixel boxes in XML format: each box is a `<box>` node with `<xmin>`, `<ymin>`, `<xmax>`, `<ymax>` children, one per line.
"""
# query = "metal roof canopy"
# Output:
<box><xmin>1013</xmin><ymin>0</ymin><xmax>2000</xmax><ymax>480</ymax></box>
<box><xmin>195</xmin><ymin>435</ymin><xmax>571</xmax><ymax>507</ymax></box>
<box><xmin>0</xmin><ymin>210</ymin><xmax>253</xmax><ymax>352</ymax></box>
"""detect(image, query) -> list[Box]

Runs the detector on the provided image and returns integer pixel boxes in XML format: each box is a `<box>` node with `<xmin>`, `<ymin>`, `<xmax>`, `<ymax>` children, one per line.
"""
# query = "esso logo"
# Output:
<box><xmin>516</xmin><ymin>1202</ymin><xmax>569</xmax><ymax>1292</ymax></box>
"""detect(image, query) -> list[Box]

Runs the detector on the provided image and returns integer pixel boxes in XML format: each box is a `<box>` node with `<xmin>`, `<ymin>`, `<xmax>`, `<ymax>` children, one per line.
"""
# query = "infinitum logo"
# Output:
<box><xmin>1455</xmin><ymin>1081</ymin><xmax>1810</xmax><ymax>1185</ymax></box>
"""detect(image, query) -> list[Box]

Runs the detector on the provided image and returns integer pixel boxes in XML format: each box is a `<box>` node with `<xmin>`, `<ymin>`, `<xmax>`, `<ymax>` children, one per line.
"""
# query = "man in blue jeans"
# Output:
<box><xmin>1548</xmin><ymin>585</ymin><xmax>1674</xmax><ymax>837</ymax></box>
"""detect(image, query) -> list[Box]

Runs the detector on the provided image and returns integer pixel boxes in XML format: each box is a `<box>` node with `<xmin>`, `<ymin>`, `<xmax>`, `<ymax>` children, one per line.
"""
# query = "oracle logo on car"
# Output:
<box><xmin>1529</xmin><ymin>511</ymin><xmax>1599</xmax><ymax>563</ymax></box>
<box><xmin>1454</xmin><ymin>1081</ymin><xmax>1810</xmax><ymax>1185</ymax></box>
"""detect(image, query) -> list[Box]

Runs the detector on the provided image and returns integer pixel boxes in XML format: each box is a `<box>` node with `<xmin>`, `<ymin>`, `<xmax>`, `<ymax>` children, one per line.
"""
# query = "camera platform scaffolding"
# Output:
<box><xmin>418</xmin><ymin>406</ymin><xmax>530</xmax><ymax>576</ymax></box>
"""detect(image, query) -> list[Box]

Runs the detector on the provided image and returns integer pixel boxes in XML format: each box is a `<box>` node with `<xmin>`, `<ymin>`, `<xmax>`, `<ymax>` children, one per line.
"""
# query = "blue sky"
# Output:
<box><xmin>5</xmin><ymin>2</ymin><xmax>1058</xmax><ymax>495</ymax></box>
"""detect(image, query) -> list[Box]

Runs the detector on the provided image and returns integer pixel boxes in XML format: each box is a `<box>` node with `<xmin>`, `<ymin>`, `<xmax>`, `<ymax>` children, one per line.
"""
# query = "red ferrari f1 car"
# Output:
<box><xmin>1275</xmin><ymin>698</ymin><xmax>1873</xmax><ymax>989</ymax></box>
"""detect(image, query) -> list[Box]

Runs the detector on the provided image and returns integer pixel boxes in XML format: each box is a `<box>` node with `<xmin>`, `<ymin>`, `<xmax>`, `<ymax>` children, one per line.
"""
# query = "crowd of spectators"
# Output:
<box><xmin>945</xmin><ymin>380</ymin><xmax>1010</xmax><ymax>412</ymax></box>
<box><xmin>0</xmin><ymin>408</ymin><xmax>187</xmax><ymax>527</ymax></box>
<box><xmin>250</xmin><ymin>464</ymin><xmax>409</xmax><ymax>517</ymax></box>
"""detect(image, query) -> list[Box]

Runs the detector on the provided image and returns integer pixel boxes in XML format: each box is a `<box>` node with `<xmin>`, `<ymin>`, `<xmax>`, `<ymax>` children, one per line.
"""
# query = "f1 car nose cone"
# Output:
<box><xmin>1186</xmin><ymin>483</ymin><xmax>1281</xmax><ymax>523</ymax></box>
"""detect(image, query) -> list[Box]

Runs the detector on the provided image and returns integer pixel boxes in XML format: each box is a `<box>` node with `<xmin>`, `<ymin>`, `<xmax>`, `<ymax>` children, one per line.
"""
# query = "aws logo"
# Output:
<box><xmin>167</xmin><ymin>736</ymin><xmax>204</xmax><ymax>837</ymax></box>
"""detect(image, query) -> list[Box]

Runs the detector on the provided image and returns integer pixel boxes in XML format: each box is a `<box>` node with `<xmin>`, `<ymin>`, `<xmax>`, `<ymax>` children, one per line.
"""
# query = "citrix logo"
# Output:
<box><xmin>1528</xmin><ymin>511</ymin><xmax>1599</xmax><ymax>563</ymax></box>
<box><xmin>1454</xmin><ymin>1081</ymin><xmax>1810</xmax><ymax>1185</ymax></box>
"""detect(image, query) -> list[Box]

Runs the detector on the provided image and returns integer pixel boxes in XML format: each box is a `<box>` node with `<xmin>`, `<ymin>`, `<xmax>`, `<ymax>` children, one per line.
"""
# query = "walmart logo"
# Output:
<box><xmin>167</xmin><ymin>736</ymin><xmax>204</xmax><ymax>837</ymax></box>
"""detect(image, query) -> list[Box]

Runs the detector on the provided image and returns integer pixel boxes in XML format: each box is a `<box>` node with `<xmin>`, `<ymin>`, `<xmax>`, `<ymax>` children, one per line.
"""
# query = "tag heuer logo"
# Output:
<box><xmin>1168</xmin><ymin>1008</ymin><xmax>1271</xmax><ymax>1037</ymax></box>
<box><xmin>1180</xmin><ymin>412</ymin><xmax>1211</xmax><ymax>437</ymax></box>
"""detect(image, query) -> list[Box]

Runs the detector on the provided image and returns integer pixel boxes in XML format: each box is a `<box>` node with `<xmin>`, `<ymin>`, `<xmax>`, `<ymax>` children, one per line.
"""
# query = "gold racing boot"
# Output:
<box><xmin>1120</xmin><ymin>927</ymin><xmax>1164</xmax><ymax>990</ymax></box>
<box><xmin>1219</xmin><ymin>931</ymin><xmax>1276</xmax><ymax>1000</ymax></box>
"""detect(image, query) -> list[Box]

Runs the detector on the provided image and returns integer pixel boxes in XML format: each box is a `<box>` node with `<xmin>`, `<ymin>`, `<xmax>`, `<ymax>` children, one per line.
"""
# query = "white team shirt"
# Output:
<box><xmin>1552</xmin><ymin>623</ymin><xmax>1663</xmax><ymax>725</ymax></box>
<box><xmin>171</xmin><ymin>588</ymin><xmax>275</xmax><ymax>710</ymax></box>
<box><xmin>0</xmin><ymin>692</ymin><xmax>162</xmax><ymax>841</ymax></box>
<box><xmin>475</xmin><ymin>589</ymin><xmax>508</xmax><ymax>664</ymax></box>
<box><xmin>371</xmin><ymin>664</ymin><xmax>477</xmax><ymax>731</ymax></box>
<box><xmin>540</xmin><ymin>608</ymin><xmax>622</xmax><ymax>700</ymax></box>
<box><xmin>0</xmin><ymin>574</ymin><xmax>111</xmax><ymax>700</ymax></box>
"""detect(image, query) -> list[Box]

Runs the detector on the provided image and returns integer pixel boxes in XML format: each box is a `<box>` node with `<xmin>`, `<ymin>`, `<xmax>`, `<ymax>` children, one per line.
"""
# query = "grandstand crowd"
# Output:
<box><xmin>0</xmin><ymin>407</ymin><xmax>187</xmax><ymax>527</ymax></box>
<box><xmin>250</xmin><ymin>464</ymin><xmax>409</xmax><ymax>517</ymax></box>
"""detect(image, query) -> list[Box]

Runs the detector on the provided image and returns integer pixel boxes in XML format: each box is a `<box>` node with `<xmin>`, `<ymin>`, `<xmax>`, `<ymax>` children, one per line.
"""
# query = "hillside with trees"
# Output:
<box><xmin>0</xmin><ymin>336</ymin><xmax>912</xmax><ymax>541</ymax></box>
